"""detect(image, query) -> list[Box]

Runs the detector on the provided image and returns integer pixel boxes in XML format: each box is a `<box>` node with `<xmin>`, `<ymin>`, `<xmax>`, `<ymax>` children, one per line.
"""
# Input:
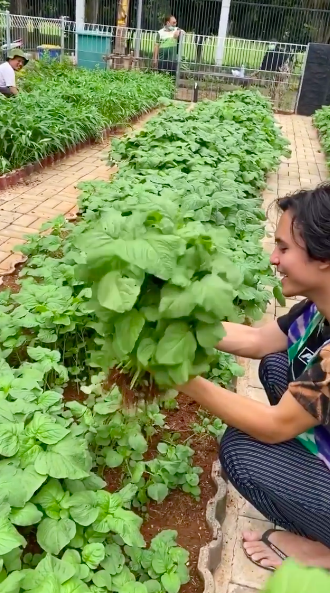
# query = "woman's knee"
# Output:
<box><xmin>258</xmin><ymin>352</ymin><xmax>288</xmax><ymax>403</ymax></box>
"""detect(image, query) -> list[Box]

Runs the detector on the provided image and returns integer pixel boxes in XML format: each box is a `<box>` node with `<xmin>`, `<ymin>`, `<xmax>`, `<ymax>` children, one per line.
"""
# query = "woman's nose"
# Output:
<box><xmin>270</xmin><ymin>251</ymin><xmax>280</xmax><ymax>266</ymax></box>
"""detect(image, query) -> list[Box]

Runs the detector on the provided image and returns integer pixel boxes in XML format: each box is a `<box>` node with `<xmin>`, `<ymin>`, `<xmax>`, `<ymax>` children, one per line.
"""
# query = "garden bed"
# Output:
<box><xmin>0</xmin><ymin>57</ymin><xmax>174</xmax><ymax>179</ymax></box>
<box><xmin>0</xmin><ymin>91</ymin><xmax>288</xmax><ymax>593</ymax></box>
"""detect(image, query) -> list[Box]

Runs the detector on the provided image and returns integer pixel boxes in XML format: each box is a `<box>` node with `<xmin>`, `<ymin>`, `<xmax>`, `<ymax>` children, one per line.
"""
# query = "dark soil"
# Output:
<box><xmin>140</xmin><ymin>395</ymin><xmax>218</xmax><ymax>593</ymax></box>
<box><xmin>0</xmin><ymin>265</ymin><xmax>22</xmax><ymax>292</ymax></box>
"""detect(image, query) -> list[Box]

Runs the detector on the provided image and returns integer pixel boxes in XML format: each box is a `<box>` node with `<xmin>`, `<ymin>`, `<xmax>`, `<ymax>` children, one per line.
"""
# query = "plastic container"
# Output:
<box><xmin>38</xmin><ymin>44</ymin><xmax>62</xmax><ymax>60</ymax></box>
<box><xmin>76</xmin><ymin>29</ymin><xmax>113</xmax><ymax>70</ymax></box>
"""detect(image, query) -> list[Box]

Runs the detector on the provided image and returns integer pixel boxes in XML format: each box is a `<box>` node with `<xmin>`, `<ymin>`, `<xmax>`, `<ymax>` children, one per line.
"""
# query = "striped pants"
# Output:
<box><xmin>219</xmin><ymin>352</ymin><xmax>330</xmax><ymax>548</ymax></box>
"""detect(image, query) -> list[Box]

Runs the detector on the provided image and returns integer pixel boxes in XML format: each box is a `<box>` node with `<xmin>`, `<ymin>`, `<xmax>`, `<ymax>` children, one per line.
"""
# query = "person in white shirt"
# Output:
<box><xmin>153</xmin><ymin>15</ymin><xmax>183</xmax><ymax>76</ymax></box>
<box><xmin>0</xmin><ymin>48</ymin><xmax>28</xmax><ymax>97</ymax></box>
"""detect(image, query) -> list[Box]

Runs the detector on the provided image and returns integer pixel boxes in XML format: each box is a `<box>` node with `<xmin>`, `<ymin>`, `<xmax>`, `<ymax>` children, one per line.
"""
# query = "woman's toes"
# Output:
<box><xmin>244</xmin><ymin>542</ymin><xmax>267</xmax><ymax>555</ymax></box>
<box><xmin>242</xmin><ymin>530</ymin><xmax>263</xmax><ymax>542</ymax></box>
<box><xmin>259</xmin><ymin>556</ymin><xmax>282</xmax><ymax>568</ymax></box>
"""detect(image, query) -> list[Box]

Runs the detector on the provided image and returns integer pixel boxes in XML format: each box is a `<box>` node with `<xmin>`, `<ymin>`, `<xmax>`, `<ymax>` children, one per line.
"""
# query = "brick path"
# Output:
<box><xmin>214</xmin><ymin>115</ymin><xmax>328</xmax><ymax>593</ymax></box>
<box><xmin>0</xmin><ymin>143</ymin><xmax>111</xmax><ymax>274</ymax></box>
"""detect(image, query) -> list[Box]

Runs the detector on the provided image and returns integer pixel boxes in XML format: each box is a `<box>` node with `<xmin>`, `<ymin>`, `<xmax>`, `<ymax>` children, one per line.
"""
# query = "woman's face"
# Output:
<box><xmin>270</xmin><ymin>209</ymin><xmax>327</xmax><ymax>298</ymax></box>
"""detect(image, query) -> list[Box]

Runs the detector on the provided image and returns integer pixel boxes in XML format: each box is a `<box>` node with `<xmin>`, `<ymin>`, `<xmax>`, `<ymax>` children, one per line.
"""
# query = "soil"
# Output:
<box><xmin>139</xmin><ymin>394</ymin><xmax>219</xmax><ymax>593</ymax></box>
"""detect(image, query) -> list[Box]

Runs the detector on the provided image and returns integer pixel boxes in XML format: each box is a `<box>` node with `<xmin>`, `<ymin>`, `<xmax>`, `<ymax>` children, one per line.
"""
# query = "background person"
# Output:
<box><xmin>177</xmin><ymin>184</ymin><xmax>330</xmax><ymax>572</ymax></box>
<box><xmin>0</xmin><ymin>48</ymin><xmax>28</xmax><ymax>97</ymax></box>
<box><xmin>153</xmin><ymin>15</ymin><xmax>183</xmax><ymax>76</ymax></box>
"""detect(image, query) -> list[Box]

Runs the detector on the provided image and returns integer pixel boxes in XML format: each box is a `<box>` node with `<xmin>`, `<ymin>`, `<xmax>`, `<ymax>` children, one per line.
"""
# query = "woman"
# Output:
<box><xmin>179</xmin><ymin>184</ymin><xmax>330</xmax><ymax>571</ymax></box>
<box><xmin>152</xmin><ymin>15</ymin><xmax>182</xmax><ymax>77</ymax></box>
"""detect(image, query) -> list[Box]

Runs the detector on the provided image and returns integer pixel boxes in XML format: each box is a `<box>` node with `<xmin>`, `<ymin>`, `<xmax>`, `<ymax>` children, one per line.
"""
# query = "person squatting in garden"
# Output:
<box><xmin>178</xmin><ymin>183</ymin><xmax>330</xmax><ymax>572</ymax></box>
<box><xmin>0</xmin><ymin>48</ymin><xmax>28</xmax><ymax>97</ymax></box>
<box><xmin>152</xmin><ymin>15</ymin><xmax>183</xmax><ymax>77</ymax></box>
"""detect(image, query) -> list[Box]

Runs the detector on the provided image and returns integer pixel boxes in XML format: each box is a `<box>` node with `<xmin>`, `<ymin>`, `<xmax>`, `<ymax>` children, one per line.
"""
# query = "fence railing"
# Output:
<box><xmin>0</xmin><ymin>12</ymin><xmax>307</xmax><ymax>111</ymax></box>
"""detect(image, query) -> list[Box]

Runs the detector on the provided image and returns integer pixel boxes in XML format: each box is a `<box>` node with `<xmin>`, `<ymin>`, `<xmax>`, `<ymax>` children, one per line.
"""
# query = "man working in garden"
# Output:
<box><xmin>152</xmin><ymin>15</ymin><xmax>183</xmax><ymax>76</ymax></box>
<box><xmin>179</xmin><ymin>184</ymin><xmax>330</xmax><ymax>572</ymax></box>
<box><xmin>0</xmin><ymin>48</ymin><xmax>28</xmax><ymax>97</ymax></box>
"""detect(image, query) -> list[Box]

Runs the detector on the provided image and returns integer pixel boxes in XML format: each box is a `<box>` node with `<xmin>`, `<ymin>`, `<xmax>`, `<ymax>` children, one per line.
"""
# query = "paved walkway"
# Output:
<box><xmin>0</xmin><ymin>144</ymin><xmax>110</xmax><ymax>274</ymax></box>
<box><xmin>214</xmin><ymin>115</ymin><xmax>328</xmax><ymax>593</ymax></box>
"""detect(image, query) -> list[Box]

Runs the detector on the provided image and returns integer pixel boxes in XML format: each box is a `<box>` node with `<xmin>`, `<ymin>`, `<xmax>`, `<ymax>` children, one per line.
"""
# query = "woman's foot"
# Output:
<box><xmin>243</xmin><ymin>530</ymin><xmax>330</xmax><ymax>570</ymax></box>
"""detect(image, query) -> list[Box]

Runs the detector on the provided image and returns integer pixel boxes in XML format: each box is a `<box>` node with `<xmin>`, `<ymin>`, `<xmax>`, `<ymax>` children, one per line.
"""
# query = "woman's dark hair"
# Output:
<box><xmin>164</xmin><ymin>15</ymin><xmax>175</xmax><ymax>24</ymax></box>
<box><xmin>277</xmin><ymin>183</ymin><xmax>330</xmax><ymax>261</ymax></box>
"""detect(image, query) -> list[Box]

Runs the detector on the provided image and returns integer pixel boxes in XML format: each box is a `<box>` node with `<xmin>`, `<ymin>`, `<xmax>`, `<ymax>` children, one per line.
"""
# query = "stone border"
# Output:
<box><xmin>198</xmin><ymin>460</ymin><xmax>228</xmax><ymax>593</ymax></box>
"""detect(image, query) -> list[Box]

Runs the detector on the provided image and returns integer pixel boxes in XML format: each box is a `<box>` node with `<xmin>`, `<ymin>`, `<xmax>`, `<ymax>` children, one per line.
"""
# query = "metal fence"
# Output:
<box><xmin>0</xmin><ymin>12</ymin><xmax>307</xmax><ymax>110</ymax></box>
<box><xmin>8</xmin><ymin>0</ymin><xmax>330</xmax><ymax>46</ymax></box>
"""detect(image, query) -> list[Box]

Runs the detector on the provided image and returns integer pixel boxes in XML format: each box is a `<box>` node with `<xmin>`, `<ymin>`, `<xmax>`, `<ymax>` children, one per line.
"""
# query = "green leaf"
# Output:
<box><xmin>35</xmin><ymin>435</ymin><xmax>92</xmax><ymax>480</ymax></box>
<box><xmin>121</xmin><ymin>583</ymin><xmax>147</xmax><ymax>593</ymax></box>
<box><xmin>128</xmin><ymin>433</ymin><xmax>148</xmax><ymax>454</ymax></box>
<box><xmin>273</xmin><ymin>285</ymin><xmax>286</xmax><ymax>307</ymax></box>
<box><xmin>92</xmin><ymin>570</ymin><xmax>112</xmax><ymax>590</ymax></box>
<box><xmin>82</xmin><ymin>543</ymin><xmax>105</xmax><ymax>569</ymax></box>
<box><xmin>0</xmin><ymin>516</ymin><xmax>26</xmax><ymax>555</ymax></box>
<box><xmin>25</xmin><ymin>413</ymin><xmax>69</xmax><ymax>445</ymax></box>
<box><xmin>114</xmin><ymin>310</ymin><xmax>145</xmax><ymax>354</ymax></box>
<box><xmin>68</xmin><ymin>491</ymin><xmax>99</xmax><ymax>526</ymax></box>
<box><xmin>61</xmin><ymin>577</ymin><xmax>90</xmax><ymax>593</ymax></box>
<box><xmin>195</xmin><ymin>321</ymin><xmax>226</xmax><ymax>348</ymax></box>
<box><xmin>37</xmin><ymin>518</ymin><xmax>76</xmax><ymax>555</ymax></box>
<box><xmin>10</xmin><ymin>502</ymin><xmax>43</xmax><ymax>526</ymax></box>
<box><xmin>0</xmin><ymin>571</ymin><xmax>24</xmax><ymax>593</ymax></box>
<box><xmin>159</xmin><ymin>285</ymin><xmax>195</xmax><ymax>319</ymax></box>
<box><xmin>137</xmin><ymin>338</ymin><xmax>156</xmax><ymax>368</ymax></box>
<box><xmin>97</xmin><ymin>272</ymin><xmax>141</xmax><ymax>313</ymax></box>
<box><xmin>147</xmin><ymin>483</ymin><xmax>168</xmax><ymax>503</ymax></box>
<box><xmin>0</xmin><ymin>423</ymin><xmax>24</xmax><ymax>457</ymax></box>
<box><xmin>155</xmin><ymin>322</ymin><xmax>196</xmax><ymax>366</ymax></box>
<box><xmin>104</xmin><ymin>449</ymin><xmax>124</xmax><ymax>469</ymax></box>
<box><xmin>161</xmin><ymin>572</ymin><xmax>181</xmax><ymax>593</ymax></box>
<box><xmin>36</xmin><ymin>553</ymin><xmax>76</xmax><ymax>584</ymax></box>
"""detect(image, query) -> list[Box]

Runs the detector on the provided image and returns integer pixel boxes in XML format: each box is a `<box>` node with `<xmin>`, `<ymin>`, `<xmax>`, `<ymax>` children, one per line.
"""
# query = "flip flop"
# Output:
<box><xmin>242</xmin><ymin>528</ymin><xmax>288</xmax><ymax>572</ymax></box>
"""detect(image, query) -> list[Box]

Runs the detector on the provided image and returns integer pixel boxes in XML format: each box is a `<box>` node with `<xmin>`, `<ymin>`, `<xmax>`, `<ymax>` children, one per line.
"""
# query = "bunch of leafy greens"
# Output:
<box><xmin>0</xmin><ymin>91</ymin><xmax>289</xmax><ymax>591</ymax></box>
<box><xmin>0</xmin><ymin>57</ymin><xmax>174</xmax><ymax>174</ymax></box>
<box><xmin>74</xmin><ymin>91</ymin><xmax>289</xmax><ymax>387</ymax></box>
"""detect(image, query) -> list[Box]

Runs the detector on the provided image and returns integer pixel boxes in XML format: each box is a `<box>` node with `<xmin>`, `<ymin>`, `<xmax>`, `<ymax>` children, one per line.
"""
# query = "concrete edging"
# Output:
<box><xmin>198</xmin><ymin>460</ymin><xmax>228</xmax><ymax>593</ymax></box>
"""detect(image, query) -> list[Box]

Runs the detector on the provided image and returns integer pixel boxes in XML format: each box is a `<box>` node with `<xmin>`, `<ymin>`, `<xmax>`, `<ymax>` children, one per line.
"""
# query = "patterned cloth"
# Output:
<box><xmin>283</xmin><ymin>301</ymin><xmax>330</xmax><ymax>468</ymax></box>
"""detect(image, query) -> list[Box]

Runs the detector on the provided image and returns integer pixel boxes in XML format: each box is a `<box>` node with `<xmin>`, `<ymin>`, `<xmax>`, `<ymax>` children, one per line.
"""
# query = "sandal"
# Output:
<box><xmin>242</xmin><ymin>528</ymin><xmax>288</xmax><ymax>572</ymax></box>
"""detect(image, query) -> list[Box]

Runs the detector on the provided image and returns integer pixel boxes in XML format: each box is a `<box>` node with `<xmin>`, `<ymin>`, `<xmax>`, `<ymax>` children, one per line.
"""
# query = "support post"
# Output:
<box><xmin>216</xmin><ymin>0</ymin><xmax>231</xmax><ymax>67</ymax></box>
<box><xmin>76</xmin><ymin>0</ymin><xmax>85</xmax><ymax>29</ymax></box>
<box><xmin>60</xmin><ymin>15</ymin><xmax>65</xmax><ymax>61</ymax></box>
<box><xmin>5</xmin><ymin>10</ymin><xmax>11</xmax><ymax>53</ymax></box>
<box><xmin>134</xmin><ymin>0</ymin><xmax>143</xmax><ymax>58</ymax></box>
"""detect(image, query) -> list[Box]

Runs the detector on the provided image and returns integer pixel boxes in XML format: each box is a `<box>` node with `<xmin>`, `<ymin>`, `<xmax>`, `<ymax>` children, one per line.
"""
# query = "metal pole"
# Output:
<box><xmin>76</xmin><ymin>0</ymin><xmax>86</xmax><ymax>29</ymax></box>
<box><xmin>176</xmin><ymin>32</ymin><xmax>184</xmax><ymax>92</ymax></box>
<box><xmin>134</xmin><ymin>0</ymin><xmax>143</xmax><ymax>58</ymax></box>
<box><xmin>75</xmin><ymin>0</ymin><xmax>86</xmax><ymax>64</ymax></box>
<box><xmin>216</xmin><ymin>0</ymin><xmax>231</xmax><ymax>67</ymax></box>
<box><xmin>5</xmin><ymin>10</ymin><xmax>11</xmax><ymax>53</ymax></box>
<box><xmin>60</xmin><ymin>16</ymin><xmax>65</xmax><ymax>62</ymax></box>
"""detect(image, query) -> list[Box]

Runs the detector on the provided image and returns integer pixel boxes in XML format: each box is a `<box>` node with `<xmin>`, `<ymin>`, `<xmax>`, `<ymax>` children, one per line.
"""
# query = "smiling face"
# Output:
<box><xmin>270</xmin><ymin>209</ymin><xmax>330</xmax><ymax>299</ymax></box>
<box><xmin>9</xmin><ymin>56</ymin><xmax>25</xmax><ymax>71</ymax></box>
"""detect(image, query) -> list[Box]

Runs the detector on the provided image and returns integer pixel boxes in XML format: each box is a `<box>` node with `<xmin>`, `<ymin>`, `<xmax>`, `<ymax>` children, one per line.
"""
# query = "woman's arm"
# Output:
<box><xmin>217</xmin><ymin>320</ymin><xmax>288</xmax><ymax>359</ymax></box>
<box><xmin>179</xmin><ymin>377</ymin><xmax>318</xmax><ymax>444</ymax></box>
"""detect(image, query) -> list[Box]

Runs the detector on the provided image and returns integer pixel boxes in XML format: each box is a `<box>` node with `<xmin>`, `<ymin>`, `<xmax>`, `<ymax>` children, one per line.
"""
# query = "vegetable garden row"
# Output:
<box><xmin>0</xmin><ymin>88</ymin><xmax>289</xmax><ymax>593</ymax></box>
<box><xmin>0</xmin><ymin>59</ymin><xmax>174</xmax><ymax>175</ymax></box>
